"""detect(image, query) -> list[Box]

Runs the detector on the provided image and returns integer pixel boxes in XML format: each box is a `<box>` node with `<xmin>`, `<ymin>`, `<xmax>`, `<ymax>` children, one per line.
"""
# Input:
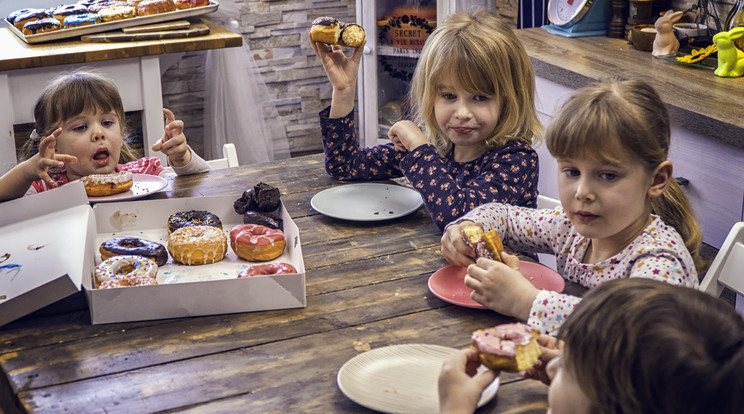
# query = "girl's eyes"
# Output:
<box><xmin>473</xmin><ymin>95</ymin><xmax>490</xmax><ymax>102</ymax></box>
<box><xmin>599</xmin><ymin>172</ymin><xmax>618</xmax><ymax>181</ymax></box>
<box><xmin>562</xmin><ymin>168</ymin><xmax>580</xmax><ymax>177</ymax></box>
<box><xmin>72</xmin><ymin>124</ymin><xmax>87</xmax><ymax>132</ymax></box>
<box><xmin>441</xmin><ymin>92</ymin><xmax>456</xmax><ymax>100</ymax></box>
<box><xmin>102</xmin><ymin>120</ymin><xmax>115</xmax><ymax>127</ymax></box>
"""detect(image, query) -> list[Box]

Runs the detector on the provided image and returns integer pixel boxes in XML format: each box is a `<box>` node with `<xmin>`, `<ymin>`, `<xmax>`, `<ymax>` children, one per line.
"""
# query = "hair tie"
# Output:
<box><xmin>29</xmin><ymin>129</ymin><xmax>41</xmax><ymax>141</ymax></box>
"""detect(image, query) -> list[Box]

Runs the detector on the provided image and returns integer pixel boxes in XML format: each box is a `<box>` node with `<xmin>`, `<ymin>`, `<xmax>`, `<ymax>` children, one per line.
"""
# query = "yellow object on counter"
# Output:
<box><xmin>676</xmin><ymin>44</ymin><xmax>717</xmax><ymax>63</ymax></box>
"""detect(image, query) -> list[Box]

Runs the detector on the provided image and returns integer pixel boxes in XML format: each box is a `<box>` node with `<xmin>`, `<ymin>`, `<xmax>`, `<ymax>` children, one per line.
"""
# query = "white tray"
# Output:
<box><xmin>5</xmin><ymin>1</ymin><xmax>218</xmax><ymax>44</ymax></box>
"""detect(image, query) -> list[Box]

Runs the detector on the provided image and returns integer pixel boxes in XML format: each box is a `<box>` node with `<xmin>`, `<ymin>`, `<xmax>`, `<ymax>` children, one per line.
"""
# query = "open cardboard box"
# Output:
<box><xmin>0</xmin><ymin>181</ymin><xmax>306</xmax><ymax>327</ymax></box>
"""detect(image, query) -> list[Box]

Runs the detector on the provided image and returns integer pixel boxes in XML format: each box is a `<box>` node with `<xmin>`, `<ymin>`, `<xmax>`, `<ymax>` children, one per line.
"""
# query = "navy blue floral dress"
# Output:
<box><xmin>320</xmin><ymin>107</ymin><xmax>539</xmax><ymax>231</ymax></box>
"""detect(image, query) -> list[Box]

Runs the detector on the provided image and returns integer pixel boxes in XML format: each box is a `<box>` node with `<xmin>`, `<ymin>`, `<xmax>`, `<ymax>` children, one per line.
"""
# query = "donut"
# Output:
<box><xmin>12</xmin><ymin>9</ymin><xmax>49</xmax><ymax>30</ymax></box>
<box><xmin>339</xmin><ymin>23</ymin><xmax>366</xmax><ymax>48</ymax></box>
<box><xmin>173</xmin><ymin>0</ymin><xmax>209</xmax><ymax>9</ymax></box>
<box><xmin>229</xmin><ymin>224</ymin><xmax>286</xmax><ymax>261</ymax></box>
<box><xmin>470</xmin><ymin>323</ymin><xmax>541</xmax><ymax>372</ymax></box>
<box><xmin>88</xmin><ymin>1</ymin><xmax>127</xmax><ymax>13</ymax></box>
<box><xmin>310</xmin><ymin>16</ymin><xmax>341</xmax><ymax>45</ymax></box>
<box><xmin>237</xmin><ymin>262</ymin><xmax>297</xmax><ymax>278</ymax></box>
<box><xmin>64</xmin><ymin>13</ymin><xmax>102</xmax><ymax>27</ymax></box>
<box><xmin>100</xmin><ymin>237</ymin><xmax>168</xmax><ymax>266</ymax></box>
<box><xmin>462</xmin><ymin>224</ymin><xmax>504</xmax><ymax>262</ymax></box>
<box><xmin>167</xmin><ymin>210</ymin><xmax>222</xmax><ymax>234</ymax></box>
<box><xmin>80</xmin><ymin>171</ymin><xmax>133</xmax><ymax>197</ymax></box>
<box><xmin>95</xmin><ymin>255</ymin><xmax>158</xmax><ymax>288</ymax></box>
<box><xmin>243</xmin><ymin>210</ymin><xmax>283</xmax><ymax>230</ymax></box>
<box><xmin>7</xmin><ymin>8</ymin><xmax>37</xmax><ymax>25</ymax></box>
<box><xmin>52</xmin><ymin>4</ymin><xmax>89</xmax><ymax>25</ymax></box>
<box><xmin>136</xmin><ymin>0</ymin><xmax>176</xmax><ymax>16</ymax></box>
<box><xmin>99</xmin><ymin>274</ymin><xmax>158</xmax><ymax>289</ymax></box>
<box><xmin>98</xmin><ymin>5</ymin><xmax>136</xmax><ymax>21</ymax></box>
<box><xmin>22</xmin><ymin>18</ymin><xmax>62</xmax><ymax>35</ymax></box>
<box><xmin>168</xmin><ymin>225</ymin><xmax>227</xmax><ymax>265</ymax></box>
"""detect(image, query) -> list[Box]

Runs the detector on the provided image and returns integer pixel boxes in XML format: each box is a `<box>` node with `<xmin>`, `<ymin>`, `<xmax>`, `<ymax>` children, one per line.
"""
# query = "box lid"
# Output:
<box><xmin>0</xmin><ymin>182</ymin><xmax>95</xmax><ymax>327</ymax></box>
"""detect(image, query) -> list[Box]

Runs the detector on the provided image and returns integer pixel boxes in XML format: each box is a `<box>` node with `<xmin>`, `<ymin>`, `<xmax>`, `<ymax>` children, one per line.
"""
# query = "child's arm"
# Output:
<box><xmin>309</xmin><ymin>35</ymin><xmax>365</xmax><ymax>118</ymax></box>
<box><xmin>388</xmin><ymin>120</ymin><xmax>430</xmax><ymax>152</ymax></box>
<box><xmin>0</xmin><ymin>131</ymin><xmax>77</xmax><ymax>201</ymax></box>
<box><xmin>438</xmin><ymin>347</ymin><xmax>497</xmax><ymax>414</ymax></box>
<box><xmin>151</xmin><ymin>108</ymin><xmax>191</xmax><ymax>168</ymax></box>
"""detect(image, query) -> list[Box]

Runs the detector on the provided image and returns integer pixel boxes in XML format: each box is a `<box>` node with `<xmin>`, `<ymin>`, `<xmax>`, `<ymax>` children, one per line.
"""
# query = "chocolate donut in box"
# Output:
<box><xmin>0</xmin><ymin>181</ymin><xmax>305</xmax><ymax>327</ymax></box>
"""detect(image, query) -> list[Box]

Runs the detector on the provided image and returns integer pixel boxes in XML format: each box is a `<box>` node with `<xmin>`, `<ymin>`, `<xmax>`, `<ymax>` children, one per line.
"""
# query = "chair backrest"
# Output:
<box><xmin>699</xmin><ymin>222</ymin><xmax>744</xmax><ymax>315</ymax></box>
<box><xmin>206</xmin><ymin>143</ymin><xmax>239</xmax><ymax>169</ymax></box>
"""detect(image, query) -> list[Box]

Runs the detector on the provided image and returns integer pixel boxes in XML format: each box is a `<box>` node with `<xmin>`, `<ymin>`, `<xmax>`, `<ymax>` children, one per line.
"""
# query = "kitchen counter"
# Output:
<box><xmin>515</xmin><ymin>28</ymin><xmax>743</xmax><ymax>150</ymax></box>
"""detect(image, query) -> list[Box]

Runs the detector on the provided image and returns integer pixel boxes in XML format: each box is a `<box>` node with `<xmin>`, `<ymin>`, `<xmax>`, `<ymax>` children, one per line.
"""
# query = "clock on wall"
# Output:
<box><xmin>542</xmin><ymin>0</ymin><xmax>612</xmax><ymax>37</ymax></box>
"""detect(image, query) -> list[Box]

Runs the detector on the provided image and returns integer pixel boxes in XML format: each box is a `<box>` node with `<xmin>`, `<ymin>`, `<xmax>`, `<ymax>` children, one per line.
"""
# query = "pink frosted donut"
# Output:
<box><xmin>238</xmin><ymin>262</ymin><xmax>297</xmax><ymax>278</ymax></box>
<box><xmin>229</xmin><ymin>224</ymin><xmax>285</xmax><ymax>261</ymax></box>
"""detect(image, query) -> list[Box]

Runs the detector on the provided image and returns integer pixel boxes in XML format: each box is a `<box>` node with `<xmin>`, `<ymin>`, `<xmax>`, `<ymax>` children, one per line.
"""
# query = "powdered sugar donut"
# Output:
<box><xmin>81</xmin><ymin>171</ymin><xmax>133</xmax><ymax>196</ymax></box>
<box><xmin>95</xmin><ymin>255</ymin><xmax>158</xmax><ymax>288</ymax></box>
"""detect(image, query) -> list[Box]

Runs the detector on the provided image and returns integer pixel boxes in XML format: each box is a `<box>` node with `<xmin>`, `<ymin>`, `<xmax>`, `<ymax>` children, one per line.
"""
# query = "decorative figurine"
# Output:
<box><xmin>713</xmin><ymin>27</ymin><xmax>744</xmax><ymax>77</ymax></box>
<box><xmin>652</xmin><ymin>10</ymin><xmax>684</xmax><ymax>57</ymax></box>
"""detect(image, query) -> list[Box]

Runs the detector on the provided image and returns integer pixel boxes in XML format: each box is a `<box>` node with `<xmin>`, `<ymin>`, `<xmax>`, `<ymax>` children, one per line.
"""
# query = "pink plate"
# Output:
<box><xmin>428</xmin><ymin>261</ymin><xmax>565</xmax><ymax>309</ymax></box>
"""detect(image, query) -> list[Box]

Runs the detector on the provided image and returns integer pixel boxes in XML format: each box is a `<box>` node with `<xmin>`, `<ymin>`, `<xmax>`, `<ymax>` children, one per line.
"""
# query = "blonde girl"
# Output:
<box><xmin>310</xmin><ymin>11</ymin><xmax>542</xmax><ymax>230</ymax></box>
<box><xmin>0</xmin><ymin>70</ymin><xmax>210</xmax><ymax>201</ymax></box>
<box><xmin>441</xmin><ymin>78</ymin><xmax>704</xmax><ymax>334</ymax></box>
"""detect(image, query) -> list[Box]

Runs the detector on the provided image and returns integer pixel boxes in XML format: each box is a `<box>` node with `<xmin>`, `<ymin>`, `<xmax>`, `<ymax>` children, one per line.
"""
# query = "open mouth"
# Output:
<box><xmin>451</xmin><ymin>127</ymin><xmax>475</xmax><ymax>135</ymax></box>
<box><xmin>93</xmin><ymin>148</ymin><xmax>110</xmax><ymax>166</ymax></box>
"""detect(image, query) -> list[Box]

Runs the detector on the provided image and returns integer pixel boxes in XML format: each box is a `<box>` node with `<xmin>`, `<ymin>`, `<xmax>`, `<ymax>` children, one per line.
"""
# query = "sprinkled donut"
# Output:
<box><xmin>81</xmin><ymin>171</ymin><xmax>133</xmax><ymax>197</ymax></box>
<box><xmin>100</xmin><ymin>237</ymin><xmax>168</xmax><ymax>266</ymax></box>
<box><xmin>229</xmin><ymin>224</ymin><xmax>286</xmax><ymax>261</ymax></box>
<box><xmin>167</xmin><ymin>210</ymin><xmax>222</xmax><ymax>233</ymax></box>
<box><xmin>238</xmin><ymin>262</ymin><xmax>297</xmax><ymax>278</ymax></box>
<box><xmin>95</xmin><ymin>255</ymin><xmax>158</xmax><ymax>288</ymax></box>
<box><xmin>168</xmin><ymin>225</ymin><xmax>227</xmax><ymax>265</ymax></box>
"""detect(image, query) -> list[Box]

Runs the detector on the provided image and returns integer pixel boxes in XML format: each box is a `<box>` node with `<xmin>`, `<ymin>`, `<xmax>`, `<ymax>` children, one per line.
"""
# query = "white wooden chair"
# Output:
<box><xmin>699</xmin><ymin>222</ymin><xmax>744</xmax><ymax>316</ymax></box>
<box><xmin>163</xmin><ymin>143</ymin><xmax>239</xmax><ymax>173</ymax></box>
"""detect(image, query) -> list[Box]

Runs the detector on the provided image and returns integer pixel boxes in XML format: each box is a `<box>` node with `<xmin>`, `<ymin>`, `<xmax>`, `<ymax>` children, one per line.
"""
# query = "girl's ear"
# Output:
<box><xmin>648</xmin><ymin>160</ymin><xmax>673</xmax><ymax>198</ymax></box>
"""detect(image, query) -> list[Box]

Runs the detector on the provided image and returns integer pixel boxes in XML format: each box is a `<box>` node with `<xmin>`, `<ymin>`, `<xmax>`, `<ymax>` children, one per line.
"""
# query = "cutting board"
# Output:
<box><xmin>81</xmin><ymin>23</ymin><xmax>209</xmax><ymax>42</ymax></box>
<box><xmin>122</xmin><ymin>20</ymin><xmax>191</xmax><ymax>33</ymax></box>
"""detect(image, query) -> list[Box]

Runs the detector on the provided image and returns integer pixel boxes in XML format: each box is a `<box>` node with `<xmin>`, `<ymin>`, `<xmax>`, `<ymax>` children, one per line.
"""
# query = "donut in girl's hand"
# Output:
<box><xmin>95</xmin><ymin>255</ymin><xmax>158</xmax><ymax>288</ymax></box>
<box><xmin>470</xmin><ymin>323</ymin><xmax>541</xmax><ymax>372</ymax></box>
<box><xmin>238</xmin><ymin>262</ymin><xmax>297</xmax><ymax>278</ymax></box>
<box><xmin>100</xmin><ymin>237</ymin><xmax>168</xmax><ymax>266</ymax></box>
<box><xmin>230</xmin><ymin>224</ymin><xmax>285</xmax><ymax>261</ymax></box>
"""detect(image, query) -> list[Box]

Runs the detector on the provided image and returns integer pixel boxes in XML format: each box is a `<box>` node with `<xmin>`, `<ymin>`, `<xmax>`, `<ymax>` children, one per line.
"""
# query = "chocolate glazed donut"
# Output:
<box><xmin>100</xmin><ymin>237</ymin><xmax>169</xmax><ymax>266</ymax></box>
<box><xmin>167</xmin><ymin>210</ymin><xmax>222</xmax><ymax>233</ymax></box>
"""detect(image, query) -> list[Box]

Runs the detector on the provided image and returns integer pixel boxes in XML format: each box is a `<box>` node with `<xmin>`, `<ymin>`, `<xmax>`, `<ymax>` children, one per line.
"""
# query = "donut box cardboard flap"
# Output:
<box><xmin>0</xmin><ymin>182</ymin><xmax>94</xmax><ymax>327</ymax></box>
<box><xmin>86</xmin><ymin>193</ymin><xmax>306</xmax><ymax>324</ymax></box>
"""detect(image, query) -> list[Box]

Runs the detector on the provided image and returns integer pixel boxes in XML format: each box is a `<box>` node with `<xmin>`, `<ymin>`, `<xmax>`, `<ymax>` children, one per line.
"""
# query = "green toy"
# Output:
<box><xmin>713</xmin><ymin>27</ymin><xmax>744</xmax><ymax>77</ymax></box>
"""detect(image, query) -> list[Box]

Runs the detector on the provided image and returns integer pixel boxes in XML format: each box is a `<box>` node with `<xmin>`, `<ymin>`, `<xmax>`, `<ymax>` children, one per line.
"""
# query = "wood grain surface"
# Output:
<box><xmin>0</xmin><ymin>154</ymin><xmax>550</xmax><ymax>413</ymax></box>
<box><xmin>81</xmin><ymin>23</ymin><xmax>209</xmax><ymax>43</ymax></box>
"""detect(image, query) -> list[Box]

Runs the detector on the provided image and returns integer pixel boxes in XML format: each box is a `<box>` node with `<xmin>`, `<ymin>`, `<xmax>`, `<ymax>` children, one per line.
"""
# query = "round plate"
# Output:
<box><xmin>311</xmin><ymin>183</ymin><xmax>423</xmax><ymax>221</ymax></box>
<box><xmin>87</xmin><ymin>174</ymin><xmax>168</xmax><ymax>203</ymax></box>
<box><xmin>428</xmin><ymin>261</ymin><xmax>565</xmax><ymax>309</ymax></box>
<box><xmin>337</xmin><ymin>344</ymin><xmax>499</xmax><ymax>413</ymax></box>
<box><xmin>547</xmin><ymin>0</ymin><xmax>593</xmax><ymax>26</ymax></box>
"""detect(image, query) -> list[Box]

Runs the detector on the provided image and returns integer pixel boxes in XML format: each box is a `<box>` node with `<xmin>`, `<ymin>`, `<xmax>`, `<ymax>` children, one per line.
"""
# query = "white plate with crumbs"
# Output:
<box><xmin>311</xmin><ymin>183</ymin><xmax>423</xmax><ymax>221</ymax></box>
<box><xmin>87</xmin><ymin>174</ymin><xmax>167</xmax><ymax>203</ymax></box>
<box><xmin>337</xmin><ymin>344</ymin><xmax>499</xmax><ymax>413</ymax></box>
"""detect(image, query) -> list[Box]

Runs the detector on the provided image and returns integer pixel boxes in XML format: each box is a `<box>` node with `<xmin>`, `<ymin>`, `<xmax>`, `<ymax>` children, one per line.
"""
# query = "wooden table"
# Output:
<box><xmin>0</xmin><ymin>17</ymin><xmax>242</xmax><ymax>172</ymax></box>
<box><xmin>0</xmin><ymin>154</ymin><xmax>550</xmax><ymax>413</ymax></box>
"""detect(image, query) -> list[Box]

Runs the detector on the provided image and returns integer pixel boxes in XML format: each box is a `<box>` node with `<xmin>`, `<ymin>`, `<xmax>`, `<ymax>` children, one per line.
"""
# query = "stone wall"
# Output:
<box><xmin>160</xmin><ymin>0</ymin><xmax>736</xmax><ymax>159</ymax></box>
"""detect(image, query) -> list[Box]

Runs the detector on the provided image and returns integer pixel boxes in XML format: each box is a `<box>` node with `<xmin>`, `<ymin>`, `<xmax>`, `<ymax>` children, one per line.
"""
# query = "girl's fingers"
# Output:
<box><xmin>162</xmin><ymin>108</ymin><xmax>176</xmax><ymax>125</ymax></box>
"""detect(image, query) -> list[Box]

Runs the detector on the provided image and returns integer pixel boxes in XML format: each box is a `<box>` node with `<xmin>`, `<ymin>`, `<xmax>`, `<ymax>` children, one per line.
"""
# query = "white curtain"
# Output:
<box><xmin>204</xmin><ymin>0</ymin><xmax>290</xmax><ymax>164</ymax></box>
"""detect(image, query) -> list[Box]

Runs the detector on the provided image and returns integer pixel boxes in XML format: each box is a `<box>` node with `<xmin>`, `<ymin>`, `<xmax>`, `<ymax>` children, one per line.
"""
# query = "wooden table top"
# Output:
<box><xmin>0</xmin><ymin>17</ymin><xmax>242</xmax><ymax>71</ymax></box>
<box><xmin>0</xmin><ymin>154</ymin><xmax>549</xmax><ymax>413</ymax></box>
<box><xmin>515</xmin><ymin>28</ymin><xmax>744</xmax><ymax>149</ymax></box>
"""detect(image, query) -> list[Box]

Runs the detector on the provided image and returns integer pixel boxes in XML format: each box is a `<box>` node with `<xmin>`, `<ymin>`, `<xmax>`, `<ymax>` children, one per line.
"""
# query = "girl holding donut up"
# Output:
<box><xmin>310</xmin><ymin>11</ymin><xmax>542</xmax><ymax>231</ymax></box>
<box><xmin>0</xmin><ymin>70</ymin><xmax>210</xmax><ymax>201</ymax></box>
<box><xmin>441</xmin><ymin>78</ymin><xmax>705</xmax><ymax>335</ymax></box>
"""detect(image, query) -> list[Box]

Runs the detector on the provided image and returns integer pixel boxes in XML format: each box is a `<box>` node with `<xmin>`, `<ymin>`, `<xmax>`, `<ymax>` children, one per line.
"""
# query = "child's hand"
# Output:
<box><xmin>152</xmin><ymin>108</ymin><xmax>191</xmax><ymax>168</ymax></box>
<box><xmin>522</xmin><ymin>335</ymin><xmax>563</xmax><ymax>385</ymax></box>
<box><xmin>438</xmin><ymin>347</ymin><xmax>498</xmax><ymax>414</ymax></box>
<box><xmin>388</xmin><ymin>120</ymin><xmax>429</xmax><ymax>152</ymax></box>
<box><xmin>465</xmin><ymin>252</ymin><xmax>540</xmax><ymax>320</ymax></box>
<box><xmin>441</xmin><ymin>221</ymin><xmax>478</xmax><ymax>267</ymax></box>
<box><xmin>26</xmin><ymin>130</ymin><xmax>77</xmax><ymax>186</ymax></box>
<box><xmin>309</xmin><ymin>35</ymin><xmax>365</xmax><ymax>93</ymax></box>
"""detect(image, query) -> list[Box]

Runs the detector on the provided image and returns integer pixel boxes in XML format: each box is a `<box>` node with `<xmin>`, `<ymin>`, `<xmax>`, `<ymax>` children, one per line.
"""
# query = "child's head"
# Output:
<box><xmin>545</xmin><ymin>78</ymin><xmax>704</xmax><ymax>271</ymax></box>
<box><xmin>24</xmin><ymin>70</ymin><xmax>138</xmax><ymax>174</ymax></box>
<box><xmin>553</xmin><ymin>278</ymin><xmax>744</xmax><ymax>414</ymax></box>
<box><xmin>410</xmin><ymin>11</ymin><xmax>541</xmax><ymax>156</ymax></box>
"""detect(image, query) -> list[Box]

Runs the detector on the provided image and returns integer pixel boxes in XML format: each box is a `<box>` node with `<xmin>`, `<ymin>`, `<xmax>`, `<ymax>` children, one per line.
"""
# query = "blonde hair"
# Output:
<box><xmin>561</xmin><ymin>278</ymin><xmax>744</xmax><ymax>414</ymax></box>
<box><xmin>22</xmin><ymin>69</ymin><xmax>137</xmax><ymax>163</ymax></box>
<box><xmin>409</xmin><ymin>11</ymin><xmax>542</xmax><ymax>156</ymax></box>
<box><xmin>545</xmin><ymin>78</ymin><xmax>705</xmax><ymax>273</ymax></box>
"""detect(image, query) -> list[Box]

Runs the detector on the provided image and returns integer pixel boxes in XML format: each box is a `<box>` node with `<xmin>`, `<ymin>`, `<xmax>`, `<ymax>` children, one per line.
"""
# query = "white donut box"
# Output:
<box><xmin>0</xmin><ymin>181</ymin><xmax>306</xmax><ymax>326</ymax></box>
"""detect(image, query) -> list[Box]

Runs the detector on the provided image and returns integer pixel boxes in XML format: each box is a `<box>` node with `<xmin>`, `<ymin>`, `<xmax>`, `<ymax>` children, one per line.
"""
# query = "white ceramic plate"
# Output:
<box><xmin>311</xmin><ymin>183</ymin><xmax>423</xmax><ymax>221</ymax></box>
<box><xmin>87</xmin><ymin>174</ymin><xmax>167</xmax><ymax>203</ymax></box>
<box><xmin>337</xmin><ymin>344</ymin><xmax>499</xmax><ymax>413</ymax></box>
